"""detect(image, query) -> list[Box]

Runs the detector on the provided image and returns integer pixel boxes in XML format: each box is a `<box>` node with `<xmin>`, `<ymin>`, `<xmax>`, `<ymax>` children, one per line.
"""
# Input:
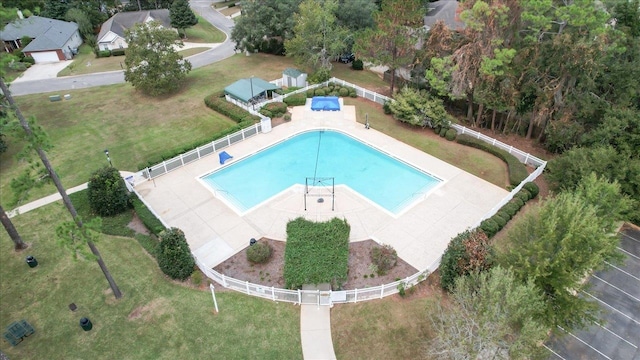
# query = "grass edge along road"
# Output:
<box><xmin>0</xmin><ymin>204</ymin><xmax>302</xmax><ymax>359</ymax></box>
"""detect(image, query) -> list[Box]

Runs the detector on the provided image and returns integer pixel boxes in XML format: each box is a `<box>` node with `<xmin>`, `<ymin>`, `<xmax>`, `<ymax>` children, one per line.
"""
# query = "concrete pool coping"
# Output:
<box><xmin>133</xmin><ymin>103</ymin><xmax>509</xmax><ymax>271</ymax></box>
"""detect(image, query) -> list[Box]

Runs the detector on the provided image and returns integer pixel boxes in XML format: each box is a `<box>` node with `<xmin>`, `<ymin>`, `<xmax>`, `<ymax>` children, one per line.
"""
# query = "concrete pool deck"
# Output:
<box><xmin>133</xmin><ymin>103</ymin><xmax>509</xmax><ymax>271</ymax></box>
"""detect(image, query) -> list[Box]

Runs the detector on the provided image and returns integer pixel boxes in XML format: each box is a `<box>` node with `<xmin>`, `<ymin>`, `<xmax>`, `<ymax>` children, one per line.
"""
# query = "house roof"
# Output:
<box><xmin>224</xmin><ymin>78</ymin><xmax>280</xmax><ymax>102</ymax></box>
<box><xmin>0</xmin><ymin>16</ymin><xmax>78</xmax><ymax>51</ymax></box>
<box><xmin>283</xmin><ymin>68</ymin><xmax>304</xmax><ymax>78</ymax></box>
<box><xmin>424</xmin><ymin>0</ymin><xmax>465</xmax><ymax>30</ymax></box>
<box><xmin>98</xmin><ymin>9</ymin><xmax>171</xmax><ymax>42</ymax></box>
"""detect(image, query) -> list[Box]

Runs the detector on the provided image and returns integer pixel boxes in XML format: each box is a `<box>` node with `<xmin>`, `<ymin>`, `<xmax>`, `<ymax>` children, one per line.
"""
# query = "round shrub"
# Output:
<box><xmin>439</xmin><ymin>233</ymin><xmax>466</xmax><ymax>291</ymax></box>
<box><xmin>370</xmin><ymin>244</ymin><xmax>397</xmax><ymax>275</ymax></box>
<box><xmin>501</xmin><ymin>203</ymin><xmax>519</xmax><ymax>217</ymax></box>
<box><xmin>352</xmin><ymin>59</ymin><xmax>364</xmax><ymax>70</ymax></box>
<box><xmin>259</xmin><ymin>109</ymin><xmax>273</xmax><ymax>118</ymax></box>
<box><xmin>439</xmin><ymin>127</ymin><xmax>448</xmax><ymax>137</ymax></box>
<box><xmin>480</xmin><ymin>218</ymin><xmax>500</xmax><ymax>238</ymax></box>
<box><xmin>492</xmin><ymin>213</ymin><xmax>508</xmax><ymax>228</ymax></box>
<box><xmin>246</xmin><ymin>241</ymin><xmax>272</xmax><ymax>264</ymax></box>
<box><xmin>523</xmin><ymin>182</ymin><xmax>539</xmax><ymax>198</ymax></box>
<box><xmin>87</xmin><ymin>166</ymin><xmax>131</xmax><ymax>216</ymax></box>
<box><xmin>157</xmin><ymin>228</ymin><xmax>195</xmax><ymax>280</ymax></box>
<box><xmin>445</xmin><ymin>128</ymin><xmax>457</xmax><ymax>141</ymax></box>
<box><xmin>383</xmin><ymin>101</ymin><xmax>392</xmax><ymax>115</ymax></box>
<box><xmin>496</xmin><ymin>210</ymin><xmax>511</xmax><ymax>221</ymax></box>
<box><xmin>315</xmin><ymin>89</ymin><xmax>326</xmax><ymax>96</ymax></box>
<box><xmin>516</xmin><ymin>188</ymin><xmax>531</xmax><ymax>202</ymax></box>
<box><xmin>306</xmin><ymin>89</ymin><xmax>315</xmax><ymax>98</ymax></box>
<box><xmin>284</xmin><ymin>113</ymin><xmax>291</xmax><ymax>121</ymax></box>
<box><xmin>349</xmin><ymin>90</ymin><xmax>357</xmax><ymax>98</ymax></box>
<box><xmin>434</xmin><ymin>125</ymin><xmax>441</xmax><ymax>134</ymax></box>
<box><xmin>338</xmin><ymin>87</ymin><xmax>349</xmax><ymax>97</ymax></box>
<box><xmin>510</xmin><ymin>197</ymin><xmax>525</xmax><ymax>209</ymax></box>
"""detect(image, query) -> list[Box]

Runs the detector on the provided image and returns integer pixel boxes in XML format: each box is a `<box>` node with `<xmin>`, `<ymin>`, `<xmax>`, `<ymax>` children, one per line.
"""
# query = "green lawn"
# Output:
<box><xmin>0</xmin><ymin>53</ymin><xmax>299</xmax><ymax>206</ymax></box>
<box><xmin>183</xmin><ymin>15</ymin><xmax>227</xmax><ymax>43</ymax></box>
<box><xmin>0</xmin><ymin>205</ymin><xmax>302</xmax><ymax>359</ymax></box>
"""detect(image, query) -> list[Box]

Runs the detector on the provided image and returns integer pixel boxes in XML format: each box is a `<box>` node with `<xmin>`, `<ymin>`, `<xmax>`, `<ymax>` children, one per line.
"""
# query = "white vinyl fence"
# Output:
<box><xmin>129</xmin><ymin>77</ymin><xmax>547</xmax><ymax>306</ymax></box>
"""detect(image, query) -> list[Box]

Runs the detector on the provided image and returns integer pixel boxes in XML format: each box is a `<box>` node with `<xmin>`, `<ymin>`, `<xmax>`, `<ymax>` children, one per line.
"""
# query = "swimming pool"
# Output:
<box><xmin>200</xmin><ymin>130</ymin><xmax>442</xmax><ymax>215</ymax></box>
<box><xmin>311</xmin><ymin>96</ymin><xmax>340</xmax><ymax>111</ymax></box>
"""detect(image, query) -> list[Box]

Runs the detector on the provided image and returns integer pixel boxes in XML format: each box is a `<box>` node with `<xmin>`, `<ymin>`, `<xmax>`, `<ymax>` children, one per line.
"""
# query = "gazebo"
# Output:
<box><xmin>224</xmin><ymin>77</ymin><xmax>281</xmax><ymax>106</ymax></box>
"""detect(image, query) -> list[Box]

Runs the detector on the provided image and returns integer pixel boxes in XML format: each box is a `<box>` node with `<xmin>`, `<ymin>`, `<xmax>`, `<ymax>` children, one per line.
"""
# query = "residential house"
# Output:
<box><xmin>97</xmin><ymin>9</ymin><xmax>172</xmax><ymax>51</ymax></box>
<box><xmin>1</xmin><ymin>16</ymin><xmax>82</xmax><ymax>63</ymax></box>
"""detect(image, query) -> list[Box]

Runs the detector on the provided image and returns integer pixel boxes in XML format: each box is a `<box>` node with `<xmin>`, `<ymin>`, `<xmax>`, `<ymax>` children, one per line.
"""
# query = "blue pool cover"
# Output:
<box><xmin>311</xmin><ymin>96</ymin><xmax>340</xmax><ymax>111</ymax></box>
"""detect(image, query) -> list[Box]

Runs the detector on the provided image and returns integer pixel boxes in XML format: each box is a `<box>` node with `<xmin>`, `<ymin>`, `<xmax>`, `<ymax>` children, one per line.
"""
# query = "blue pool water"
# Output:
<box><xmin>201</xmin><ymin>130</ymin><xmax>441</xmax><ymax>214</ymax></box>
<box><xmin>311</xmin><ymin>96</ymin><xmax>340</xmax><ymax>111</ymax></box>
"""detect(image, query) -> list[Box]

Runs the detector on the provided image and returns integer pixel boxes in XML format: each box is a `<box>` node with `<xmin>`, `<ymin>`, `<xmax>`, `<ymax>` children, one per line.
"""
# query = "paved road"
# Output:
<box><xmin>8</xmin><ymin>1</ymin><xmax>236</xmax><ymax>96</ymax></box>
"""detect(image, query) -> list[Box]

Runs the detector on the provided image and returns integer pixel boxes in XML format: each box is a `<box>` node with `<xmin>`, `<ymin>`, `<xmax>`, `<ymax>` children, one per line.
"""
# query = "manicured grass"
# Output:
<box><xmin>183</xmin><ymin>15</ymin><xmax>227</xmax><ymax>43</ymax></box>
<box><xmin>0</xmin><ymin>53</ymin><xmax>299</xmax><ymax>205</ymax></box>
<box><xmin>213</xmin><ymin>0</ymin><xmax>238</xmax><ymax>8</ymax></box>
<box><xmin>0</xmin><ymin>204</ymin><xmax>302</xmax><ymax>359</ymax></box>
<box><xmin>284</xmin><ymin>218</ymin><xmax>350</xmax><ymax>289</ymax></box>
<box><xmin>343</xmin><ymin>98</ymin><xmax>508</xmax><ymax>187</ymax></box>
<box><xmin>331</xmin><ymin>287</ymin><xmax>435</xmax><ymax>360</ymax></box>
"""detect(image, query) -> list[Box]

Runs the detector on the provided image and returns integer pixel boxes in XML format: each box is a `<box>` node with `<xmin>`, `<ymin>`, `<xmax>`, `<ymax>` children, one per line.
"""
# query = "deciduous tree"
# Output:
<box><xmin>497</xmin><ymin>184</ymin><xmax>626</xmax><ymax>329</ymax></box>
<box><xmin>387</xmin><ymin>87</ymin><xmax>451</xmax><ymax>128</ymax></box>
<box><xmin>124</xmin><ymin>21</ymin><xmax>192</xmax><ymax>96</ymax></box>
<box><xmin>285</xmin><ymin>0</ymin><xmax>348</xmax><ymax>71</ymax></box>
<box><xmin>429</xmin><ymin>266</ymin><xmax>547</xmax><ymax>359</ymax></box>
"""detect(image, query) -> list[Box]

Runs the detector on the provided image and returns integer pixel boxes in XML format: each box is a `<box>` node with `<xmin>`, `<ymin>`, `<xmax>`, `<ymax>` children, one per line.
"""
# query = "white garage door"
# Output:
<box><xmin>30</xmin><ymin>51</ymin><xmax>60</xmax><ymax>63</ymax></box>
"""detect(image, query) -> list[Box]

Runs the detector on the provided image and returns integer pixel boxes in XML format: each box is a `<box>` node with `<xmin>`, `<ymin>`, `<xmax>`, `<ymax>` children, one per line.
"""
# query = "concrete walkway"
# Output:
<box><xmin>301</xmin><ymin>285</ymin><xmax>337</xmax><ymax>360</ymax></box>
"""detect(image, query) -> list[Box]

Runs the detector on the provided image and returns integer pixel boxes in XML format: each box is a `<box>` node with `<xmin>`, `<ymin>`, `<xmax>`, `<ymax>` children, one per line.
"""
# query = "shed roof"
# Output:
<box><xmin>283</xmin><ymin>68</ymin><xmax>304</xmax><ymax>78</ymax></box>
<box><xmin>1</xmin><ymin>16</ymin><xmax>78</xmax><ymax>51</ymax></box>
<box><xmin>224</xmin><ymin>78</ymin><xmax>280</xmax><ymax>102</ymax></box>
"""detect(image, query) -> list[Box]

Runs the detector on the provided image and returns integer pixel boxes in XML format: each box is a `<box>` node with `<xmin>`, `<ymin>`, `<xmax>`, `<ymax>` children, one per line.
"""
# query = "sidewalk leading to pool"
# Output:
<box><xmin>132</xmin><ymin>102</ymin><xmax>508</xmax><ymax>270</ymax></box>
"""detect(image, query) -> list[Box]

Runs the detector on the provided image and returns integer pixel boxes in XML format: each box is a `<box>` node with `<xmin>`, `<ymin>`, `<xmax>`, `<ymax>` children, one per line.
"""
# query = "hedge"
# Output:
<box><xmin>131</xmin><ymin>193</ymin><xmax>166</xmax><ymax>235</ymax></box>
<box><xmin>261</xmin><ymin>102</ymin><xmax>287</xmax><ymax>117</ymax></box>
<box><xmin>204</xmin><ymin>93</ymin><xmax>258</xmax><ymax>123</ymax></box>
<box><xmin>284</xmin><ymin>93</ymin><xmax>307</xmax><ymax>106</ymax></box>
<box><xmin>523</xmin><ymin>182</ymin><xmax>539</xmax><ymax>198</ymax></box>
<box><xmin>456</xmin><ymin>134</ymin><xmax>529</xmax><ymax>186</ymax></box>
<box><xmin>284</xmin><ymin>217</ymin><xmax>350</xmax><ymax>290</ymax></box>
<box><xmin>97</xmin><ymin>50</ymin><xmax>111</xmax><ymax>58</ymax></box>
<box><xmin>480</xmin><ymin>218</ymin><xmax>499</xmax><ymax>238</ymax></box>
<box><xmin>515</xmin><ymin>188</ymin><xmax>531</xmax><ymax>202</ymax></box>
<box><xmin>445</xmin><ymin>128</ymin><xmax>457</xmax><ymax>141</ymax></box>
<box><xmin>111</xmin><ymin>48</ymin><xmax>125</xmax><ymax>56</ymax></box>
<box><xmin>439</xmin><ymin>229</ymin><xmax>492</xmax><ymax>291</ymax></box>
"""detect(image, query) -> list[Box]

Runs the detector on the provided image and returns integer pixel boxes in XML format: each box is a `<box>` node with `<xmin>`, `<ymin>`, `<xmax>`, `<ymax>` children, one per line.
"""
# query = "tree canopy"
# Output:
<box><xmin>124</xmin><ymin>21</ymin><xmax>192</xmax><ymax>96</ymax></box>
<box><xmin>170</xmin><ymin>0</ymin><xmax>197</xmax><ymax>38</ymax></box>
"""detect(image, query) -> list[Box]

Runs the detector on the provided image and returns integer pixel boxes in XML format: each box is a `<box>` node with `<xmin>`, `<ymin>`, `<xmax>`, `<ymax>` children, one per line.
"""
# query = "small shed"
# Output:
<box><xmin>282</xmin><ymin>68</ymin><xmax>307</xmax><ymax>88</ymax></box>
<box><xmin>224</xmin><ymin>77</ymin><xmax>281</xmax><ymax>104</ymax></box>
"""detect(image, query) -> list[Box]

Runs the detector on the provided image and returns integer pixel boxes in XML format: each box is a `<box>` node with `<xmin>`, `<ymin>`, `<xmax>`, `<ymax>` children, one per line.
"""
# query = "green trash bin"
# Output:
<box><xmin>79</xmin><ymin>317</ymin><xmax>93</xmax><ymax>331</ymax></box>
<box><xmin>25</xmin><ymin>256</ymin><xmax>38</xmax><ymax>268</ymax></box>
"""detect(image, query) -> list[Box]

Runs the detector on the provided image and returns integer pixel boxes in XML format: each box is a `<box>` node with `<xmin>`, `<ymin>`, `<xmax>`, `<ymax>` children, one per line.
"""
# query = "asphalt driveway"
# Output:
<box><xmin>546</xmin><ymin>226</ymin><xmax>640</xmax><ymax>359</ymax></box>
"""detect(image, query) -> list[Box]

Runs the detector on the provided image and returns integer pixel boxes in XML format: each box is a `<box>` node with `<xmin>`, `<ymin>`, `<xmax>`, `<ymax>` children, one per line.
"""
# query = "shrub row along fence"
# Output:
<box><xmin>129</xmin><ymin>77</ymin><xmax>546</xmax><ymax>306</ymax></box>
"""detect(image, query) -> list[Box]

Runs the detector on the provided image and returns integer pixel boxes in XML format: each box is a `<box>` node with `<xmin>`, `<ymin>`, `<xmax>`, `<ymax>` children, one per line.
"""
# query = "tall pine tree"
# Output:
<box><xmin>170</xmin><ymin>0</ymin><xmax>197</xmax><ymax>39</ymax></box>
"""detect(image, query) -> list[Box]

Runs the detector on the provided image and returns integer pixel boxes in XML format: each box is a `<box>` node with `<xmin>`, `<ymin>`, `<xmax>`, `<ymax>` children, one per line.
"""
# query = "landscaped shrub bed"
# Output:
<box><xmin>370</xmin><ymin>244</ymin><xmax>398</xmax><ymax>275</ymax></box>
<box><xmin>456</xmin><ymin>134</ymin><xmax>529</xmax><ymax>186</ymax></box>
<box><xmin>246</xmin><ymin>241</ymin><xmax>273</xmax><ymax>264</ymax></box>
<box><xmin>283</xmin><ymin>217</ymin><xmax>350</xmax><ymax>290</ymax></box>
<box><xmin>204</xmin><ymin>92</ymin><xmax>259</xmax><ymax>123</ymax></box>
<box><xmin>481</xmin><ymin>181</ymin><xmax>540</xmax><ymax>238</ymax></box>
<box><xmin>111</xmin><ymin>48</ymin><xmax>125</xmax><ymax>56</ymax></box>
<box><xmin>260</xmin><ymin>102</ymin><xmax>287</xmax><ymax>118</ymax></box>
<box><xmin>284</xmin><ymin>93</ymin><xmax>307</xmax><ymax>106</ymax></box>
